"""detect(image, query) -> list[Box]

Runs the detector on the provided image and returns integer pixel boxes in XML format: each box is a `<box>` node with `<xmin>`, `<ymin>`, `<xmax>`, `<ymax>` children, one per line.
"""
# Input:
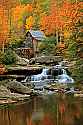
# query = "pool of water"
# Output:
<box><xmin>0</xmin><ymin>94</ymin><xmax>83</xmax><ymax>125</ymax></box>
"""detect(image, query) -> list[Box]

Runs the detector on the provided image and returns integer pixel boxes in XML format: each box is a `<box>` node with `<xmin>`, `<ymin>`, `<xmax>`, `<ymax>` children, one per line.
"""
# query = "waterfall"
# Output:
<box><xmin>31</xmin><ymin>68</ymin><xmax>49</xmax><ymax>81</ymax></box>
<box><xmin>62</xmin><ymin>69</ymin><xmax>67</xmax><ymax>74</ymax></box>
<box><xmin>57</xmin><ymin>68</ymin><xmax>74</xmax><ymax>84</ymax></box>
<box><xmin>41</xmin><ymin>68</ymin><xmax>48</xmax><ymax>75</ymax></box>
<box><xmin>21</xmin><ymin>64</ymin><xmax>74</xmax><ymax>86</ymax></box>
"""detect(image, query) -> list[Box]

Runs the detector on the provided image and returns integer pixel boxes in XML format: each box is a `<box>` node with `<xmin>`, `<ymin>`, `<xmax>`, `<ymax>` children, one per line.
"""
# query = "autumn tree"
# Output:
<box><xmin>0</xmin><ymin>0</ymin><xmax>20</xmax><ymax>52</ymax></box>
<box><xmin>40</xmin><ymin>0</ymin><xmax>82</xmax><ymax>43</ymax></box>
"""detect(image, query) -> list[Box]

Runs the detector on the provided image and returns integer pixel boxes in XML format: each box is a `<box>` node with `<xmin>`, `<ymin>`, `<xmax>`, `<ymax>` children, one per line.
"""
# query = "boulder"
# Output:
<box><xmin>6</xmin><ymin>80</ymin><xmax>33</xmax><ymax>94</ymax></box>
<box><xmin>0</xmin><ymin>85</ymin><xmax>11</xmax><ymax>95</ymax></box>
<box><xmin>15</xmin><ymin>54</ymin><xmax>29</xmax><ymax>66</ymax></box>
<box><xmin>29</xmin><ymin>56</ymin><xmax>63</xmax><ymax>65</ymax></box>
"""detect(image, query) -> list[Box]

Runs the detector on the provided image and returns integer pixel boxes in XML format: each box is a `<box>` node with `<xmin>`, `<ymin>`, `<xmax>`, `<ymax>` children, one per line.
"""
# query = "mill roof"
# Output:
<box><xmin>29</xmin><ymin>30</ymin><xmax>46</xmax><ymax>40</ymax></box>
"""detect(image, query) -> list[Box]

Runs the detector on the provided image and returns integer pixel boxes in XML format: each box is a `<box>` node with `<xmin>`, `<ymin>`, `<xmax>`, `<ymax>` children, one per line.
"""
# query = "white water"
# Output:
<box><xmin>21</xmin><ymin>65</ymin><xmax>74</xmax><ymax>85</ymax></box>
<box><xmin>57</xmin><ymin>69</ymin><xmax>74</xmax><ymax>83</ymax></box>
<box><xmin>31</xmin><ymin>68</ymin><xmax>49</xmax><ymax>81</ymax></box>
<box><xmin>31</xmin><ymin>67</ymin><xmax>74</xmax><ymax>84</ymax></box>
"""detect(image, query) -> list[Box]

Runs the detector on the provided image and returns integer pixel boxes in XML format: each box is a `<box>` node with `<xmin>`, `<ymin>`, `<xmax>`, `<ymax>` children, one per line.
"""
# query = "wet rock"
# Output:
<box><xmin>44</xmin><ymin>85</ymin><xmax>56</xmax><ymax>91</ymax></box>
<box><xmin>34</xmin><ymin>87</ymin><xmax>43</xmax><ymax>91</ymax></box>
<box><xmin>51</xmin><ymin>68</ymin><xmax>63</xmax><ymax>76</ymax></box>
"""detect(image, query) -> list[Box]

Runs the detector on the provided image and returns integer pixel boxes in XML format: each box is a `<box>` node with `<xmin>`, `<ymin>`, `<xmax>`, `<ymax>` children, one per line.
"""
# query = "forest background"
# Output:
<box><xmin>0</xmin><ymin>0</ymin><xmax>83</xmax><ymax>83</ymax></box>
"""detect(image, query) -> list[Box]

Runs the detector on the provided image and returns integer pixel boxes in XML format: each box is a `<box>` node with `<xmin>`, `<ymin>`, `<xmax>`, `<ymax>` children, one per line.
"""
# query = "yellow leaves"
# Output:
<box><xmin>64</xmin><ymin>30</ymin><xmax>71</xmax><ymax>38</ymax></box>
<box><xmin>12</xmin><ymin>4</ymin><xmax>33</xmax><ymax>30</ymax></box>
<box><xmin>12</xmin><ymin>4</ymin><xmax>33</xmax><ymax>22</ymax></box>
<box><xmin>25</xmin><ymin>16</ymin><xmax>34</xmax><ymax>30</ymax></box>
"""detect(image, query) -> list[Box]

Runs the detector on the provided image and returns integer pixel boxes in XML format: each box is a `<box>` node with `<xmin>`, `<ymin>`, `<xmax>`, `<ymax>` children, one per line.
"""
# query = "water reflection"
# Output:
<box><xmin>0</xmin><ymin>95</ymin><xmax>83</xmax><ymax>125</ymax></box>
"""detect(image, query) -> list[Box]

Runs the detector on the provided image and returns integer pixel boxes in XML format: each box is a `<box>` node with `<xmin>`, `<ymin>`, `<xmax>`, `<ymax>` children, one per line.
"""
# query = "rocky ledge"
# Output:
<box><xmin>0</xmin><ymin>79</ymin><xmax>36</xmax><ymax>104</ymax></box>
<box><xmin>29</xmin><ymin>56</ymin><xmax>63</xmax><ymax>65</ymax></box>
<box><xmin>4</xmin><ymin>65</ymin><xmax>43</xmax><ymax>76</ymax></box>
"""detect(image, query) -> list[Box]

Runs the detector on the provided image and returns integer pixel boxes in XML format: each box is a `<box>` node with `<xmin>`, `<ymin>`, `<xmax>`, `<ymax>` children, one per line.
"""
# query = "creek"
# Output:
<box><xmin>0</xmin><ymin>62</ymin><xmax>83</xmax><ymax>125</ymax></box>
<box><xmin>0</xmin><ymin>94</ymin><xmax>83</xmax><ymax>125</ymax></box>
<box><xmin>21</xmin><ymin>63</ymin><xmax>74</xmax><ymax>92</ymax></box>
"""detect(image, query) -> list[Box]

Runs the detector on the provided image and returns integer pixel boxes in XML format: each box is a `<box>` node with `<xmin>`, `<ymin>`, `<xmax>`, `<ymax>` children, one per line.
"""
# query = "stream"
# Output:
<box><xmin>0</xmin><ymin>94</ymin><xmax>83</xmax><ymax>125</ymax></box>
<box><xmin>21</xmin><ymin>63</ymin><xmax>74</xmax><ymax>92</ymax></box>
<box><xmin>0</xmin><ymin>63</ymin><xmax>83</xmax><ymax>125</ymax></box>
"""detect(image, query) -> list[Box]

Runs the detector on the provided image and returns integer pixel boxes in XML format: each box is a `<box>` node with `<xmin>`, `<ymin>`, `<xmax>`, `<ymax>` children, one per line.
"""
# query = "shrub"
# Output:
<box><xmin>38</xmin><ymin>36</ymin><xmax>56</xmax><ymax>55</ymax></box>
<box><xmin>71</xmin><ymin>59</ymin><xmax>83</xmax><ymax>83</ymax></box>
<box><xmin>38</xmin><ymin>42</ymin><xmax>55</xmax><ymax>55</ymax></box>
<box><xmin>0</xmin><ymin>51</ymin><xmax>4</xmax><ymax>64</ymax></box>
<box><xmin>42</xmin><ymin>36</ymin><xmax>56</xmax><ymax>44</ymax></box>
<box><xmin>3</xmin><ymin>49</ymin><xmax>16</xmax><ymax>65</ymax></box>
<box><xmin>8</xmin><ymin>36</ymin><xmax>24</xmax><ymax>49</ymax></box>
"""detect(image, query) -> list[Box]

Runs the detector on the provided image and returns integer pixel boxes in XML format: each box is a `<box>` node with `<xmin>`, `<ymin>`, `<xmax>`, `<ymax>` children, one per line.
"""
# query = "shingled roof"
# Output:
<box><xmin>29</xmin><ymin>30</ymin><xmax>46</xmax><ymax>40</ymax></box>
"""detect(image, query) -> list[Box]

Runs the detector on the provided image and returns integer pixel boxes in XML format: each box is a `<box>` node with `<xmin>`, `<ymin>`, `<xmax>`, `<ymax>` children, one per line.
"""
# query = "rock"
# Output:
<box><xmin>0</xmin><ymin>75</ymin><xmax>25</xmax><ymax>81</ymax></box>
<box><xmin>0</xmin><ymin>84</ymin><xmax>31</xmax><ymax>103</ymax></box>
<box><xmin>5</xmin><ymin>66</ymin><xmax>42</xmax><ymax>75</ymax></box>
<box><xmin>74</xmin><ymin>93</ymin><xmax>83</xmax><ymax>97</ymax></box>
<box><xmin>6</xmin><ymin>80</ymin><xmax>33</xmax><ymax>94</ymax></box>
<box><xmin>15</xmin><ymin>54</ymin><xmax>29</xmax><ymax>66</ymax></box>
<box><xmin>0</xmin><ymin>85</ymin><xmax>11</xmax><ymax>95</ymax></box>
<box><xmin>50</xmin><ymin>68</ymin><xmax>63</xmax><ymax>76</ymax></box>
<box><xmin>0</xmin><ymin>80</ymin><xmax>34</xmax><ymax>102</ymax></box>
<box><xmin>29</xmin><ymin>56</ymin><xmax>63</xmax><ymax>65</ymax></box>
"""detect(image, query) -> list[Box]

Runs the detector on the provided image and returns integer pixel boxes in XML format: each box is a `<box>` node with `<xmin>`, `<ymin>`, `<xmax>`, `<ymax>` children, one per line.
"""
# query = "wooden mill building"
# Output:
<box><xmin>16</xmin><ymin>30</ymin><xmax>45</xmax><ymax>59</ymax></box>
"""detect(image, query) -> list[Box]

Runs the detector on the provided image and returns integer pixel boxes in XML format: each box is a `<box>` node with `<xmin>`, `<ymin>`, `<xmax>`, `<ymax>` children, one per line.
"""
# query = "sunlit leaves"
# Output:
<box><xmin>0</xmin><ymin>7</ymin><xmax>9</xmax><ymax>47</ymax></box>
<box><xmin>40</xmin><ymin>0</ymin><xmax>82</xmax><ymax>36</ymax></box>
<box><xmin>25</xmin><ymin>16</ymin><xmax>34</xmax><ymax>30</ymax></box>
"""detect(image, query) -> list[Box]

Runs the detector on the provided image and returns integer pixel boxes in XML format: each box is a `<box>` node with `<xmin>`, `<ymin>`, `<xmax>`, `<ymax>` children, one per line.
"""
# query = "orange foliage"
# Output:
<box><xmin>12</xmin><ymin>5</ymin><xmax>24</xmax><ymax>22</ymax></box>
<box><xmin>24</xmin><ymin>4</ymin><xmax>33</xmax><ymax>12</ymax></box>
<box><xmin>0</xmin><ymin>7</ymin><xmax>9</xmax><ymax>47</ymax></box>
<box><xmin>40</xmin><ymin>0</ymin><xmax>82</xmax><ymax>35</ymax></box>
<box><xmin>12</xmin><ymin>4</ymin><xmax>33</xmax><ymax>30</ymax></box>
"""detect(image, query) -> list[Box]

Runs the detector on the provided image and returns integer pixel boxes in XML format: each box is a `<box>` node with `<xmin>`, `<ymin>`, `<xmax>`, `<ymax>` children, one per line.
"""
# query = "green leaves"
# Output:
<box><xmin>3</xmin><ymin>49</ymin><xmax>16</xmax><ymax>65</ymax></box>
<box><xmin>42</xmin><ymin>36</ymin><xmax>56</xmax><ymax>44</ymax></box>
<box><xmin>20</xmin><ymin>0</ymin><xmax>32</xmax><ymax>4</ymax></box>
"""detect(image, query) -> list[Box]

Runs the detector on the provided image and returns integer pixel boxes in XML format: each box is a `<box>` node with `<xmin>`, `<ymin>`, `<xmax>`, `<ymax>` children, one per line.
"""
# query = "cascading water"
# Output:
<box><xmin>21</xmin><ymin>63</ymin><xmax>74</xmax><ymax>88</ymax></box>
<box><xmin>31</xmin><ymin>68</ymin><xmax>49</xmax><ymax>81</ymax></box>
<box><xmin>31</xmin><ymin>68</ymin><xmax>53</xmax><ymax>88</ymax></box>
<box><xmin>56</xmin><ymin>69</ymin><xmax>74</xmax><ymax>84</ymax></box>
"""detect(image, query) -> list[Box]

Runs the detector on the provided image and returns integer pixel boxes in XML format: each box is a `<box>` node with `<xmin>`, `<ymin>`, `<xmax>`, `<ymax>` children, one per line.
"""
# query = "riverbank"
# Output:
<box><xmin>0</xmin><ymin>56</ymin><xmax>83</xmax><ymax>104</ymax></box>
<box><xmin>0</xmin><ymin>79</ymin><xmax>83</xmax><ymax>105</ymax></box>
